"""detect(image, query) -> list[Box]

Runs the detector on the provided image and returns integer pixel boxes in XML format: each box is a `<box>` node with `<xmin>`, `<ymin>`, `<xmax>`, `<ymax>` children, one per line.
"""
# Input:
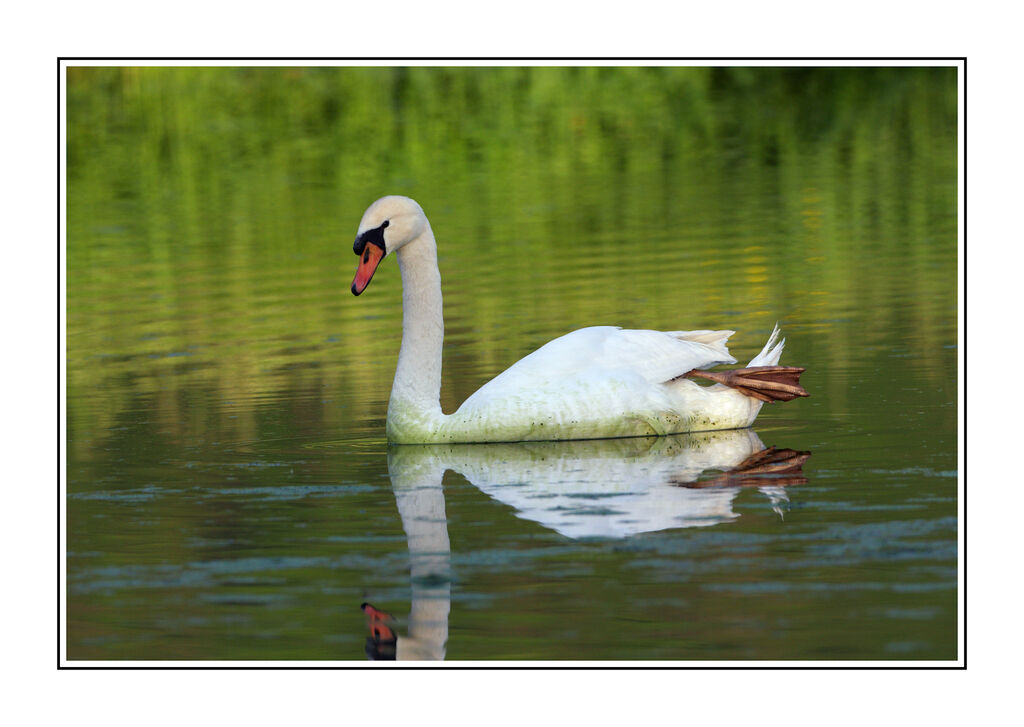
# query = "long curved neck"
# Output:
<box><xmin>389</xmin><ymin>223</ymin><xmax>445</xmax><ymax>423</ymax></box>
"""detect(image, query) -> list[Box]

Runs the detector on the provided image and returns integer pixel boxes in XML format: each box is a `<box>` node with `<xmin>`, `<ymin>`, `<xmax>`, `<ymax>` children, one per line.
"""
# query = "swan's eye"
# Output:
<box><xmin>354</xmin><ymin>220</ymin><xmax>389</xmax><ymax>256</ymax></box>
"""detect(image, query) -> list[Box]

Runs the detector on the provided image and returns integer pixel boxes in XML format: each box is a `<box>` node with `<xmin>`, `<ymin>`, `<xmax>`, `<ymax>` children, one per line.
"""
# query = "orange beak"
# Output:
<box><xmin>351</xmin><ymin>243</ymin><xmax>385</xmax><ymax>295</ymax></box>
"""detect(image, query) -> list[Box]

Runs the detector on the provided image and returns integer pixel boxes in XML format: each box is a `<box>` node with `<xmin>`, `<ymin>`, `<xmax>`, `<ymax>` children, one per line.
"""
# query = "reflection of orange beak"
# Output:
<box><xmin>351</xmin><ymin>244</ymin><xmax>385</xmax><ymax>296</ymax></box>
<box><xmin>361</xmin><ymin>602</ymin><xmax>395</xmax><ymax>641</ymax></box>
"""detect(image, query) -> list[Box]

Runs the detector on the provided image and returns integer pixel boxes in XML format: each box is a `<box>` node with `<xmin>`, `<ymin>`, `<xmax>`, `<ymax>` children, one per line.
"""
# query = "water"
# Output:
<box><xmin>65</xmin><ymin>66</ymin><xmax>959</xmax><ymax>661</ymax></box>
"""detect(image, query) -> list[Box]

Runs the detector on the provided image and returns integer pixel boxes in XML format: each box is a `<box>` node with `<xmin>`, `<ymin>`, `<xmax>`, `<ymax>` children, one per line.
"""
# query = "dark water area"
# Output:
<box><xmin>65</xmin><ymin>66</ymin><xmax>959</xmax><ymax>661</ymax></box>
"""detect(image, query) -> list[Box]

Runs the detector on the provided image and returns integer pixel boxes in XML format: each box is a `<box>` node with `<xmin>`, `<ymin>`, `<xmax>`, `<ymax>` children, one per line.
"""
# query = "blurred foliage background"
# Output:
<box><xmin>66</xmin><ymin>67</ymin><xmax>958</xmax><ymax>659</ymax></box>
<box><xmin>67</xmin><ymin>65</ymin><xmax>957</xmax><ymax>451</ymax></box>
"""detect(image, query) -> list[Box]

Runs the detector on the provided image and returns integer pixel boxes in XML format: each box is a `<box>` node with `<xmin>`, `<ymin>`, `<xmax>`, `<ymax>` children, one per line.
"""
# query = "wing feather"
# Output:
<box><xmin>458</xmin><ymin>326</ymin><xmax>737</xmax><ymax>413</ymax></box>
<box><xmin>598</xmin><ymin>328</ymin><xmax>737</xmax><ymax>384</ymax></box>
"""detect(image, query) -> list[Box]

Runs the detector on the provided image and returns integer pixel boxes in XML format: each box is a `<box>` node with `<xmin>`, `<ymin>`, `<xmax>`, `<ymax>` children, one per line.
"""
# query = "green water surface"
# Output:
<box><xmin>65</xmin><ymin>66</ymin><xmax>958</xmax><ymax>661</ymax></box>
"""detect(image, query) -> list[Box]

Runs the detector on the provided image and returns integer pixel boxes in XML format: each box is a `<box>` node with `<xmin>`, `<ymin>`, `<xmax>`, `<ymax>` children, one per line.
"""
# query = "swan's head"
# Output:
<box><xmin>351</xmin><ymin>195</ymin><xmax>428</xmax><ymax>295</ymax></box>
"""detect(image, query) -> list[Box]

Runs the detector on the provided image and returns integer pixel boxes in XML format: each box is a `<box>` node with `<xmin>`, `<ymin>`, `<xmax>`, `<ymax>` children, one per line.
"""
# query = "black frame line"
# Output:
<box><xmin>58</xmin><ymin>56</ymin><xmax>966</xmax><ymax>670</ymax></box>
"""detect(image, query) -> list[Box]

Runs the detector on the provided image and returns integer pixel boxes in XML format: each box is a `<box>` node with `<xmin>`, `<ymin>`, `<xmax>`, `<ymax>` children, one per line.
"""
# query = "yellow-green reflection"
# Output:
<box><xmin>66</xmin><ymin>66</ymin><xmax>958</xmax><ymax>661</ymax></box>
<box><xmin>67</xmin><ymin>66</ymin><xmax>956</xmax><ymax>450</ymax></box>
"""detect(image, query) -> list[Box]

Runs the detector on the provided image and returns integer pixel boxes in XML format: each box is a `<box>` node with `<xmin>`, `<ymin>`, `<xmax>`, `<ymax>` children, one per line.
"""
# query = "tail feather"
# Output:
<box><xmin>748</xmin><ymin>323</ymin><xmax>785</xmax><ymax>367</ymax></box>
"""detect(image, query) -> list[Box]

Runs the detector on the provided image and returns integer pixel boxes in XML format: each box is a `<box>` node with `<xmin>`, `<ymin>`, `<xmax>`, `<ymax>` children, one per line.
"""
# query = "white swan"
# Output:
<box><xmin>351</xmin><ymin>195</ymin><xmax>807</xmax><ymax>444</ymax></box>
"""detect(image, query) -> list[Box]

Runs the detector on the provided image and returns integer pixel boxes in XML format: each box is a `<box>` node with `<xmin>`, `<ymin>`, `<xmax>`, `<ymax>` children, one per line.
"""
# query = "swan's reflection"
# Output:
<box><xmin>363</xmin><ymin>429</ymin><xmax>810</xmax><ymax>660</ymax></box>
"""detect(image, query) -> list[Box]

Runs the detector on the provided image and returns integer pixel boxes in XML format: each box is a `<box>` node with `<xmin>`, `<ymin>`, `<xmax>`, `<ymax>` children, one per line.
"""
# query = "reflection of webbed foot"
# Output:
<box><xmin>362</xmin><ymin>602</ymin><xmax>397</xmax><ymax>660</ymax></box>
<box><xmin>680</xmin><ymin>446</ymin><xmax>812</xmax><ymax>489</ymax></box>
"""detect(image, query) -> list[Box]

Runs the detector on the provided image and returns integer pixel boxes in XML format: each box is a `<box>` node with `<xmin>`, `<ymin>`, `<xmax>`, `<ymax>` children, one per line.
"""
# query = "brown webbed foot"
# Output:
<box><xmin>684</xmin><ymin>365</ymin><xmax>809</xmax><ymax>403</ymax></box>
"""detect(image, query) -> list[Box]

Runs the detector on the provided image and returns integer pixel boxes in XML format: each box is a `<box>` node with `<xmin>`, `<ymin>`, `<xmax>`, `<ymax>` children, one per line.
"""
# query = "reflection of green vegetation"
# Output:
<box><xmin>66</xmin><ymin>66</ymin><xmax>958</xmax><ymax>661</ymax></box>
<box><xmin>67</xmin><ymin>65</ymin><xmax>957</xmax><ymax>448</ymax></box>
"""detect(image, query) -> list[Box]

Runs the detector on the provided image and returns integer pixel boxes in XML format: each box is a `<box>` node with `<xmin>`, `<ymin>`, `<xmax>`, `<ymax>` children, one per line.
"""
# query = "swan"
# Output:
<box><xmin>351</xmin><ymin>195</ymin><xmax>808</xmax><ymax>444</ymax></box>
